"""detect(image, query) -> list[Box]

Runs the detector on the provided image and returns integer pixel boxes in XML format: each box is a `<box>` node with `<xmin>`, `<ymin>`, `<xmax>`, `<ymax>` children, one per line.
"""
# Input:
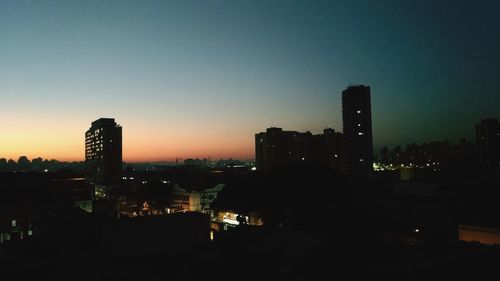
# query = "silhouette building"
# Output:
<box><xmin>255</xmin><ymin>127</ymin><xmax>343</xmax><ymax>171</ymax></box>
<box><xmin>342</xmin><ymin>85</ymin><xmax>373</xmax><ymax>178</ymax></box>
<box><xmin>476</xmin><ymin>118</ymin><xmax>500</xmax><ymax>170</ymax></box>
<box><xmin>85</xmin><ymin>118</ymin><xmax>122</xmax><ymax>194</ymax></box>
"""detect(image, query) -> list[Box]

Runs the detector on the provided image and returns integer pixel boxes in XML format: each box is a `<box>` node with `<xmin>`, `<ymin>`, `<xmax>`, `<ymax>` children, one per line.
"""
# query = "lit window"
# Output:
<box><xmin>357</xmin><ymin>124</ymin><xmax>361</xmax><ymax>127</ymax></box>
<box><xmin>357</xmin><ymin>110</ymin><xmax>362</xmax><ymax>114</ymax></box>
<box><xmin>12</xmin><ymin>220</ymin><xmax>16</xmax><ymax>227</ymax></box>
<box><xmin>334</xmin><ymin>154</ymin><xmax>338</xmax><ymax>158</ymax></box>
<box><xmin>359</xmin><ymin>159</ymin><xmax>364</xmax><ymax>162</ymax></box>
<box><xmin>301</xmin><ymin>157</ymin><xmax>305</xmax><ymax>160</ymax></box>
<box><xmin>358</xmin><ymin>132</ymin><xmax>364</xmax><ymax>136</ymax></box>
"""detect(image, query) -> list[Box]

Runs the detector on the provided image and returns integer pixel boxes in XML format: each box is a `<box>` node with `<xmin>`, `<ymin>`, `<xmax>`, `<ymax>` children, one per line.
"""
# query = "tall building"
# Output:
<box><xmin>342</xmin><ymin>85</ymin><xmax>373</xmax><ymax>178</ymax></box>
<box><xmin>476</xmin><ymin>118</ymin><xmax>500</xmax><ymax>170</ymax></box>
<box><xmin>255</xmin><ymin>127</ymin><xmax>343</xmax><ymax>171</ymax></box>
<box><xmin>85</xmin><ymin>118</ymin><xmax>122</xmax><ymax>190</ymax></box>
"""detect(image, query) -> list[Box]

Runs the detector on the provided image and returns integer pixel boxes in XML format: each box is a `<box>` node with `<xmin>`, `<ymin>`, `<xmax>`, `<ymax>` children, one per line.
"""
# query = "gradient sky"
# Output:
<box><xmin>1</xmin><ymin>0</ymin><xmax>499</xmax><ymax>162</ymax></box>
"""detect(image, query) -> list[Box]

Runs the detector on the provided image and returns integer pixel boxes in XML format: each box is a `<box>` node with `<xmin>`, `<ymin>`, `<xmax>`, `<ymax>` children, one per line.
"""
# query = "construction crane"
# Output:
<box><xmin>154</xmin><ymin>157</ymin><xmax>183</xmax><ymax>166</ymax></box>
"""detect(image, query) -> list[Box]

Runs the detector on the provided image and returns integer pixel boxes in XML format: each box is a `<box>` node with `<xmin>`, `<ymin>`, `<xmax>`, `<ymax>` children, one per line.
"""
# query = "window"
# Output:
<box><xmin>357</xmin><ymin>110</ymin><xmax>362</xmax><ymax>114</ymax></box>
<box><xmin>358</xmin><ymin>132</ymin><xmax>364</xmax><ymax>136</ymax></box>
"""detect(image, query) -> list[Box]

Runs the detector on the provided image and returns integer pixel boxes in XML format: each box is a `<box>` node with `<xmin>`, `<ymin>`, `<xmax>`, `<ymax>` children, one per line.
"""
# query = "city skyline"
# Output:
<box><xmin>1</xmin><ymin>1</ymin><xmax>500</xmax><ymax>162</ymax></box>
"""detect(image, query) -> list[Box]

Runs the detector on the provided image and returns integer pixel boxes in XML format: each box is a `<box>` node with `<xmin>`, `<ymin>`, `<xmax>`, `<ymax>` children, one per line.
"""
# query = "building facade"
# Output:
<box><xmin>170</xmin><ymin>184</ymin><xmax>224</xmax><ymax>215</ymax></box>
<box><xmin>342</xmin><ymin>85</ymin><xmax>373</xmax><ymax>178</ymax></box>
<box><xmin>476</xmin><ymin>118</ymin><xmax>500</xmax><ymax>170</ymax></box>
<box><xmin>255</xmin><ymin>127</ymin><xmax>343</xmax><ymax>171</ymax></box>
<box><xmin>85</xmin><ymin>118</ymin><xmax>122</xmax><ymax>192</ymax></box>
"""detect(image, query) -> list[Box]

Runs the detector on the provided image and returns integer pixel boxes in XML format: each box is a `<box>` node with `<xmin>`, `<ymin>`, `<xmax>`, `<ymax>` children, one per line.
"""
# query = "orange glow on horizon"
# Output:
<box><xmin>0</xmin><ymin>117</ymin><xmax>256</xmax><ymax>162</ymax></box>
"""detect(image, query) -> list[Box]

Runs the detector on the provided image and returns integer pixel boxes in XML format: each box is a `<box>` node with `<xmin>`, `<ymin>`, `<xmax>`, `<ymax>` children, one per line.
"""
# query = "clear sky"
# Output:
<box><xmin>1</xmin><ymin>0</ymin><xmax>499</xmax><ymax>162</ymax></box>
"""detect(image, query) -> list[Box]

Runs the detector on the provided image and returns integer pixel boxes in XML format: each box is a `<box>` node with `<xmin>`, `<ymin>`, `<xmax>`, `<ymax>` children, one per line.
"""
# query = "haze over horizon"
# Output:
<box><xmin>1</xmin><ymin>0</ymin><xmax>499</xmax><ymax>162</ymax></box>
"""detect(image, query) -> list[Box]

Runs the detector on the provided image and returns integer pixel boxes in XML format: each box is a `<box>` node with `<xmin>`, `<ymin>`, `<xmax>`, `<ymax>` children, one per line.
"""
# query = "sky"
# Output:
<box><xmin>1</xmin><ymin>0</ymin><xmax>499</xmax><ymax>162</ymax></box>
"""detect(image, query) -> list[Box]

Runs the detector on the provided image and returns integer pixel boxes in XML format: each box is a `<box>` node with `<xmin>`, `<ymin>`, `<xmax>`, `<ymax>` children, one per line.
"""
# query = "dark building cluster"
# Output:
<box><xmin>255</xmin><ymin>85</ymin><xmax>373</xmax><ymax>178</ymax></box>
<box><xmin>376</xmin><ymin>118</ymin><xmax>500</xmax><ymax>180</ymax></box>
<box><xmin>2</xmin><ymin>89</ymin><xmax>500</xmax><ymax>280</ymax></box>
<box><xmin>0</xmin><ymin>156</ymin><xmax>84</xmax><ymax>173</ymax></box>
<box><xmin>255</xmin><ymin>127</ymin><xmax>343</xmax><ymax>171</ymax></box>
<box><xmin>378</xmin><ymin>139</ymin><xmax>475</xmax><ymax>171</ymax></box>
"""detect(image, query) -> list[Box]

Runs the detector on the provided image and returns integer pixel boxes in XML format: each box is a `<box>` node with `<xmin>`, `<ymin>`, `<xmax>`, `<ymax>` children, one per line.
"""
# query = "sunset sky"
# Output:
<box><xmin>1</xmin><ymin>0</ymin><xmax>499</xmax><ymax>162</ymax></box>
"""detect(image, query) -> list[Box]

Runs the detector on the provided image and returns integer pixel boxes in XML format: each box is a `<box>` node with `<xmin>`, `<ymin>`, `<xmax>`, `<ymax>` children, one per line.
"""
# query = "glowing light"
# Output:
<box><xmin>251</xmin><ymin>167</ymin><xmax>257</xmax><ymax>171</ymax></box>
<box><xmin>223</xmin><ymin>218</ymin><xmax>240</xmax><ymax>225</ymax></box>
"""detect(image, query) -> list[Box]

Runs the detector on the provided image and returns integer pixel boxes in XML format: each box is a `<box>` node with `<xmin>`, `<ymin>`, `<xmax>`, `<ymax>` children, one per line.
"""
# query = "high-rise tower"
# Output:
<box><xmin>85</xmin><ymin>118</ymin><xmax>122</xmax><ymax>189</ymax></box>
<box><xmin>476</xmin><ymin>118</ymin><xmax>500</xmax><ymax>170</ymax></box>
<box><xmin>342</xmin><ymin>85</ymin><xmax>373</xmax><ymax>178</ymax></box>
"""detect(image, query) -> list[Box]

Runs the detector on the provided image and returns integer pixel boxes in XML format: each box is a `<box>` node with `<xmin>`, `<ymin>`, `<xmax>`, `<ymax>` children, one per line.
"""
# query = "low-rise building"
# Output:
<box><xmin>170</xmin><ymin>183</ymin><xmax>224</xmax><ymax>215</ymax></box>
